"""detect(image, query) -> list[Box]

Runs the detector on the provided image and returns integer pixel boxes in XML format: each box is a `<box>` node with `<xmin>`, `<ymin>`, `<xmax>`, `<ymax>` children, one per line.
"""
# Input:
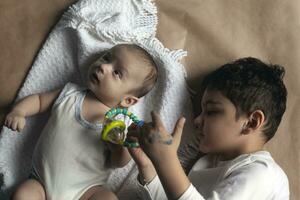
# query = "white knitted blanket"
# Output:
<box><xmin>0</xmin><ymin>0</ymin><xmax>198</xmax><ymax>199</ymax></box>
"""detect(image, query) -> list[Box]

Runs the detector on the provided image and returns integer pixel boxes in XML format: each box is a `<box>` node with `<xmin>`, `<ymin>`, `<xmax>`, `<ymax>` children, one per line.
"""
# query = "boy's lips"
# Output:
<box><xmin>198</xmin><ymin>132</ymin><xmax>205</xmax><ymax>138</ymax></box>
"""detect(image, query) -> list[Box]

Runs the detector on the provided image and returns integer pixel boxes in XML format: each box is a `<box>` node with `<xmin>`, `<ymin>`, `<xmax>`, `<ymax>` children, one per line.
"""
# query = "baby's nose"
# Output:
<box><xmin>98</xmin><ymin>63</ymin><xmax>112</xmax><ymax>74</ymax></box>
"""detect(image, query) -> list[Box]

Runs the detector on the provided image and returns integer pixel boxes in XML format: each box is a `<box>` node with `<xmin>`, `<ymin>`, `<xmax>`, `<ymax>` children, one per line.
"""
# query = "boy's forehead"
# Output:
<box><xmin>201</xmin><ymin>89</ymin><xmax>226</xmax><ymax>106</ymax></box>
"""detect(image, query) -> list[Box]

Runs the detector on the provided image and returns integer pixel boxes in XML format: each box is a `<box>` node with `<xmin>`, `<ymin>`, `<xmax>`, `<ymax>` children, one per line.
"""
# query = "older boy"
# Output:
<box><xmin>128</xmin><ymin>57</ymin><xmax>289</xmax><ymax>200</ymax></box>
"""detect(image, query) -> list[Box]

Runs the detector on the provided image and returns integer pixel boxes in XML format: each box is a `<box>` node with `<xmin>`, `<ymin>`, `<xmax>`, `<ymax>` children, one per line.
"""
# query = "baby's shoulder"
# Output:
<box><xmin>53</xmin><ymin>82</ymin><xmax>85</xmax><ymax>107</ymax></box>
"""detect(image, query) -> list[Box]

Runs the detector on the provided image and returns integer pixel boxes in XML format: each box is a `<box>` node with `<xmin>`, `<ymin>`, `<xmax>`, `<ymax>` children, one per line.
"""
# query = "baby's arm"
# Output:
<box><xmin>4</xmin><ymin>89</ymin><xmax>61</xmax><ymax>132</ymax></box>
<box><xmin>107</xmin><ymin>143</ymin><xmax>131</xmax><ymax>168</ymax></box>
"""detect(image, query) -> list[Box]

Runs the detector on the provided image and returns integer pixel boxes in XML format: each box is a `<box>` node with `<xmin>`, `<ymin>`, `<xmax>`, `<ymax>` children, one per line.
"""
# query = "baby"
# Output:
<box><xmin>4</xmin><ymin>44</ymin><xmax>158</xmax><ymax>200</ymax></box>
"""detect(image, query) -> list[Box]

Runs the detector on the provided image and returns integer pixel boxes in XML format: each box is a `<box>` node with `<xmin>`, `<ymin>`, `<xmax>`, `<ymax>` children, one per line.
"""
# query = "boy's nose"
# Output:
<box><xmin>193</xmin><ymin>114</ymin><xmax>203</xmax><ymax>130</ymax></box>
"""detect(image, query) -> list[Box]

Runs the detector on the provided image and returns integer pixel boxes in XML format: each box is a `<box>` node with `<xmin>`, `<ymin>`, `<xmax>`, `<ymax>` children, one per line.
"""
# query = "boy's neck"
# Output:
<box><xmin>218</xmin><ymin>139</ymin><xmax>265</xmax><ymax>161</ymax></box>
<box><xmin>82</xmin><ymin>90</ymin><xmax>112</xmax><ymax>124</ymax></box>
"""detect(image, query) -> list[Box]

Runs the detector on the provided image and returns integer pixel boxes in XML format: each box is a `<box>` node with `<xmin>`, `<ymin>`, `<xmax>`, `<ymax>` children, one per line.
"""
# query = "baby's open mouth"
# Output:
<box><xmin>90</xmin><ymin>72</ymin><xmax>99</xmax><ymax>83</ymax></box>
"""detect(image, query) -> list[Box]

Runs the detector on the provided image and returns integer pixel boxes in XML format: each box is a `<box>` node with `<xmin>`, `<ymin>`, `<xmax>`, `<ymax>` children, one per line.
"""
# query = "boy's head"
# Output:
<box><xmin>87</xmin><ymin>44</ymin><xmax>158</xmax><ymax>108</ymax></box>
<box><xmin>194</xmin><ymin>57</ymin><xmax>287</xmax><ymax>155</ymax></box>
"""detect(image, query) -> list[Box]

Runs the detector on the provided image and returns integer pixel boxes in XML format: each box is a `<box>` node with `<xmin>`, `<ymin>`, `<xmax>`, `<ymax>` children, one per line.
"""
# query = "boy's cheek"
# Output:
<box><xmin>198</xmin><ymin>141</ymin><xmax>211</xmax><ymax>153</ymax></box>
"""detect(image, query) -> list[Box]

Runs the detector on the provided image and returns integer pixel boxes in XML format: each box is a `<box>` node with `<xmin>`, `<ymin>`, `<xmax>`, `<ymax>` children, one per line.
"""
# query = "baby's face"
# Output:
<box><xmin>87</xmin><ymin>46</ymin><xmax>149</xmax><ymax>108</ymax></box>
<box><xmin>193</xmin><ymin>89</ymin><xmax>247</xmax><ymax>154</ymax></box>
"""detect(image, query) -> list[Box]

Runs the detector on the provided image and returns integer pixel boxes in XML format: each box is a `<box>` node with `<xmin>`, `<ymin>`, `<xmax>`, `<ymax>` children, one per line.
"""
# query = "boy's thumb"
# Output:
<box><xmin>173</xmin><ymin>117</ymin><xmax>186</xmax><ymax>142</ymax></box>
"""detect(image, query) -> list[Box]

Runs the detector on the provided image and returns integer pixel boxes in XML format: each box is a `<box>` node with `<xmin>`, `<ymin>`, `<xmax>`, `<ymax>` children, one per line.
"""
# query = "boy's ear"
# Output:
<box><xmin>119</xmin><ymin>95</ymin><xmax>139</xmax><ymax>108</ymax></box>
<box><xmin>241</xmin><ymin>110</ymin><xmax>265</xmax><ymax>134</ymax></box>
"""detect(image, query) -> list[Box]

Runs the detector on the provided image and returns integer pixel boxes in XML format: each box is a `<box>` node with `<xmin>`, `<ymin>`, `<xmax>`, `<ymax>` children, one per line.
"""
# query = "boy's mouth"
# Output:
<box><xmin>198</xmin><ymin>132</ymin><xmax>205</xmax><ymax>137</ymax></box>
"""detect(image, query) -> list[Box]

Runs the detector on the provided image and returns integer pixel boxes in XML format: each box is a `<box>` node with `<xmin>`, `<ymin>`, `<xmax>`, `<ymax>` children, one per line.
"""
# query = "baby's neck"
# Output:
<box><xmin>82</xmin><ymin>90</ymin><xmax>111</xmax><ymax>124</ymax></box>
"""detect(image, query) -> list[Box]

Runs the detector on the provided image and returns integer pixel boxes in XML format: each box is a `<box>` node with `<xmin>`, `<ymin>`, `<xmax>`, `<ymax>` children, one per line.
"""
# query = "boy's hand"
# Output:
<box><xmin>4</xmin><ymin>110</ymin><xmax>26</xmax><ymax>132</ymax></box>
<box><xmin>127</xmin><ymin>142</ymin><xmax>152</xmax><ymax>169</ymax></box>
<box><xmin>127</xmin><ymin>111</ymin><xmax>186</xmax><ymax>164</ymax></box>
<box><xmin>128</xmin><ymin>112</ymin><xmax>190</xmax><ymax>198</ymax></box>
<box><xmin>127</xmin><ymin>141</ymin><xmax>157</xmax><ymax>185</ymax></box>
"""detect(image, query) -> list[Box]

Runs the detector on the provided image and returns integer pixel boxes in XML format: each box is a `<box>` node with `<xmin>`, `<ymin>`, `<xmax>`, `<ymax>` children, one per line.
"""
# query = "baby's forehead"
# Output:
<box><xmin>111</xmin><ymin>45</ymin><xmax>143</xmax><ymax>60</ymax></box>
<box><xmin>113</xmin><ymin>46</ymin><xmax>150</xmax><ymax>68</ymax></box>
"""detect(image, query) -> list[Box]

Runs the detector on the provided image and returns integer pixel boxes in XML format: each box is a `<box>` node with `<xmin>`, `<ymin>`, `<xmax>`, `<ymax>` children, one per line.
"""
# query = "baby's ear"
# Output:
<box><xmin>119</xmin><ymin>95</ymin><xmax>139</xmax><ymax>107</ymax></box>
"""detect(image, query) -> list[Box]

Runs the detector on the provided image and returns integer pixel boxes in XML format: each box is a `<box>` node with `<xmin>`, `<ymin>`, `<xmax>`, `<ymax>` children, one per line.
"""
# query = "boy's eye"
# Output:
<box><xmin>205</xmin><ymin>110</ymin><xmax>218</xmax><ymax>116</ymax></box>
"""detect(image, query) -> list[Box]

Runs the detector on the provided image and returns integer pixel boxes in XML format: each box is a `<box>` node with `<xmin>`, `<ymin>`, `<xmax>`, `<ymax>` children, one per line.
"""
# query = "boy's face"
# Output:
<box><xmin>194</xmin><ymin>89</ymin><xmax>247</xmax><ymax>155</ymax></box>
<box><xmin>87</xmin><ymin>46</ymin><xmax>149</xmax><ymax>108</ymax></box>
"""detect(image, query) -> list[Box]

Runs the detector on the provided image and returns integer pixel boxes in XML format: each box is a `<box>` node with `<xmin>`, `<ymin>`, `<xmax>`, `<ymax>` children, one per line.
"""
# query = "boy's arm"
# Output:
<box><xmin>107</xmin><ymin>143</ymin><xmax>131</xmax><ymax>168</ymax></box>
<box><xmin>127</xmin><ymin>112</ymin><xmax>191</xmax><ymax>199</ymax></box>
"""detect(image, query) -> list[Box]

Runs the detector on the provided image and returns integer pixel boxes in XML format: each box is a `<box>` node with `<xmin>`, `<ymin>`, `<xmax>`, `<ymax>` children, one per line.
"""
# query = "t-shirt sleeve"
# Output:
<box><xmin>138</xmin><ymin>175</ymin><xmax>168</xmax><ymax>200</ymax></box>
<box><xmin>52</xmin><ymin>82</ymin><xmax>83</xmax><ymax>109</ymax></box>
<box><xmin>137</xmin><ymin>161</ymin><xmax>288</xmax><ymax>200</ymax></box>
<box><xmin>138</xmin><ymin>175</ymin><xmax>204</xmax><ymax>200</ymax></box>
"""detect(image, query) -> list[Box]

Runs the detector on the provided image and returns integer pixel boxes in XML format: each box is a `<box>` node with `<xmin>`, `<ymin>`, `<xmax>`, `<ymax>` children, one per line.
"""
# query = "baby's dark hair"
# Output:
<box><xmin>201</xmin><ymin>57</ymin><xmax>287</xmax><ymax>142</ymax></box>
<box><xmin>116</xmin><ymin>44</ymin><xmax>158</xmax><ymax>98</ymax></box>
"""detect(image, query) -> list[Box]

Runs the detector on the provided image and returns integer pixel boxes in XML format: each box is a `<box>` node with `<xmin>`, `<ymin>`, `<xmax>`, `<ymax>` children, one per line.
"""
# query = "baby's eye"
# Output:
<box><xmin>113</xmin><ymin>70</ymin><xmax>122</xmax><ymax>79</ymax></box>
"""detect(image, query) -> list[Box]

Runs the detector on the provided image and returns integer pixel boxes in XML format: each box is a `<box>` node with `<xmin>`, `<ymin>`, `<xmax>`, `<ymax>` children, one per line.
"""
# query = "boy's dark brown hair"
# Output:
<box><xmin>200</xmin><ymin>57</ymin><xmax>287</xmax><ymax>142</ymax></box>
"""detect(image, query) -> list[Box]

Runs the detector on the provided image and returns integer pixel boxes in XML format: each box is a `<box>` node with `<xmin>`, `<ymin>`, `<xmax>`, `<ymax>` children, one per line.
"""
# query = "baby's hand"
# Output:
<box><xmin>4</xmin><ymin>110</ymin><xmax>26</xmax><ymax>132</ymax></box>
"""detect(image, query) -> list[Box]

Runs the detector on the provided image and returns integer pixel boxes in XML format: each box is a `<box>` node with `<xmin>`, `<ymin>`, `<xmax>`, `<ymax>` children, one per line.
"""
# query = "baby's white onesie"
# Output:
<box><xmin>32</xmin><ymin>82</ymin><xmax>111</xmax><ymax>200</ymax></box>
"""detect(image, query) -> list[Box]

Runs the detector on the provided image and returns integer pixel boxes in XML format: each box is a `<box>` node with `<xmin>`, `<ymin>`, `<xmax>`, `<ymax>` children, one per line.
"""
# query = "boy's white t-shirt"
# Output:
<box><xmin>32</xmin><ymin>83</ymin><xmax>112</xmax><ymax>200</ymax></box>
<box><xmin>141</xmin><ymin>151</ymin><xmax>289</xmax><ymax>200</ymax></box>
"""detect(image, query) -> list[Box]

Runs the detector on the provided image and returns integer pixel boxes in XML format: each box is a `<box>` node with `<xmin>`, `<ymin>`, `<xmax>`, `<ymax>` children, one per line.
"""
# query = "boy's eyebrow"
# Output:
<box><xmin>203</xmin><ymin>100</ymin><xmax>223</xmax><ymax>106</ymax></box>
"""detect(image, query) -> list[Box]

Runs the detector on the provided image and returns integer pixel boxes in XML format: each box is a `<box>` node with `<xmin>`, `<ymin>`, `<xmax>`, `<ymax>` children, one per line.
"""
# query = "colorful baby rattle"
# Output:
<box><xmin>101</xmin><ymin>108</ymin><xmax>144</xmax><ymax>148</ymax></box>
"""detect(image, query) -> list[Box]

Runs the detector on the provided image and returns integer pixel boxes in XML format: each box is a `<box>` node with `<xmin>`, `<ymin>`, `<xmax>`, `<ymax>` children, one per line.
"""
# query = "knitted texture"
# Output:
<box><xmin>0</xmin><ymin>0</ymin><xmax>197</xmax><ymax>199</ymax></box>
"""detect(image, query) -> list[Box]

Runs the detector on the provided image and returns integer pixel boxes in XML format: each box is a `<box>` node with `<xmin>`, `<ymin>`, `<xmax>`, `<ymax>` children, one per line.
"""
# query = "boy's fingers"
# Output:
<box><xmin>173</xmin><ymin>117</ymin><xmax>186</xmax><ymax>142</ymax></box>
<box><xmin>151</xmin><ymin>111</ymin><xmax>164</xmax><ymax>128</ymax></box>
<box><xmin>128</xmin><ymin>146</ymin><xmax>140</xmax><ymax>154</ymax></box>
<box><xmin>126</xmin><ymin>136</ymin><xmax>138</xmax><ymax>143</ymax></box>
<box><xmin>128</xmin><ymin>123</ymin><xmax>138</xmax><ymax>131</ymax></box>
<box><xmin>127</xmin><ymin>129</ymin><xmax>140</xmax><ymax>138</ymax></box>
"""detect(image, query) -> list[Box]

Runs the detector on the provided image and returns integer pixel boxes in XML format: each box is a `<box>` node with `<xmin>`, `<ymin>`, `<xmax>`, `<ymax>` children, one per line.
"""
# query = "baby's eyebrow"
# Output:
<box><xmin>114</xmin><ymin>54</ymin><xmax>129</xmax><ymax>77</ymax></box>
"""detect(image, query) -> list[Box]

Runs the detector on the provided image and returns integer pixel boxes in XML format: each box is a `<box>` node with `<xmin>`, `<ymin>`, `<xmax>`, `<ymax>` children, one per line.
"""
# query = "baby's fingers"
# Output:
<box><xmin>17</xmin><ymin>119</ymin><xmax>26</xmax><ymax>132</ymax></box>
<box><xmin>12</xmin><ymin>120</ymin><xmax>19</xmax><ymax>131</ymax></box>
<box><xmin>4</xmin><ymin>117</ymin><xmax>13</xmax><ymax>129</ymax></box>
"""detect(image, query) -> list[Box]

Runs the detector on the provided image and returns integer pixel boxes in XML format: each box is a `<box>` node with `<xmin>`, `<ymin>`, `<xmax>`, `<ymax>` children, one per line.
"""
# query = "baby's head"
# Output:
<box><xmin>87</xmin><ymin>44</ymin><xmax>157</xmax><ymax>108</ymax></box>
<box><xmin>194</xmin><ymin>57</ymin><xmax>287</xmax><ymax>154</ymax></box>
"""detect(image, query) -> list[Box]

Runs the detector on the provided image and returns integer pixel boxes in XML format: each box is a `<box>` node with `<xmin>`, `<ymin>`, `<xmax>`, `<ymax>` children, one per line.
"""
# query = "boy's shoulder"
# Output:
<box><xmin>226</xmin><ymin>151</ymin><xmax>289</xmax><ymax>194</ymax></box>
<box><xmin>227</xmin><ymin>151</ymin><xmax>287</xmax><ymax>177</ymax></box>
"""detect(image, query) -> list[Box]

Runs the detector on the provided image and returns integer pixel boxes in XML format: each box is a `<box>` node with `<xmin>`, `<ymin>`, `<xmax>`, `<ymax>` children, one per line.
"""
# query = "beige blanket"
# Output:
<box><xmin>0</xmin><ymin>0</ymin><xmax>299</xmax><ymax>199</ymax></box>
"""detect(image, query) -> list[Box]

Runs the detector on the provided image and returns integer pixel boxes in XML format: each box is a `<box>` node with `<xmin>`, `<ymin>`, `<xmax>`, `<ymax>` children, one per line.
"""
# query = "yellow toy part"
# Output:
<box><xmin>101</xmin><ymin>108</ymin><xmax>143</xmax><ymax>148</ymax></box>
<box><xmin>101</xmin><ymin>120</ymin><xmax>126</xmax><ymax>145</ymax></box>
